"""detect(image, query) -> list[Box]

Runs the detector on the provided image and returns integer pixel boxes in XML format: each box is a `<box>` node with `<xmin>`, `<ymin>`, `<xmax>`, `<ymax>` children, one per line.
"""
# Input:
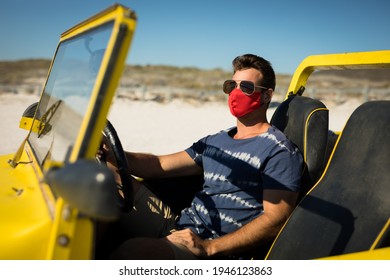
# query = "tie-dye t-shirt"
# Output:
<box><xmin>177</xmin><ymin>126</ymin><xmax>303</xmax><ymax>239</ymax></box>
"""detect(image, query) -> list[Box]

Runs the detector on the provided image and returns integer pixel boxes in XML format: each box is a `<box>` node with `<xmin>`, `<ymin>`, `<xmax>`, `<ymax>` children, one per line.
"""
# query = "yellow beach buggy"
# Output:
<box><xmin>0</xmin><ymin>4</ymin><xmax>389</xmax><ymax>260</ymax></box>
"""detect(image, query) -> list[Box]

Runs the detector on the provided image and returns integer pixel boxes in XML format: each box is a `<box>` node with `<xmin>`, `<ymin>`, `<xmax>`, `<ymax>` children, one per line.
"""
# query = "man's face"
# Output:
<box><xmin>231</xmin><ymin>68</ymin><xmax>272</xmax><ymax>105</ymax></box>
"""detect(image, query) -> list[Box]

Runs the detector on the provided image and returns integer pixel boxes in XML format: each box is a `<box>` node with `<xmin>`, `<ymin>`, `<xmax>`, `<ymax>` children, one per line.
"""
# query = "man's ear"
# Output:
<box><xmin>262</xmin><ymin>89</ymin><xmax>274</xmax><ymax>104</ymax></box>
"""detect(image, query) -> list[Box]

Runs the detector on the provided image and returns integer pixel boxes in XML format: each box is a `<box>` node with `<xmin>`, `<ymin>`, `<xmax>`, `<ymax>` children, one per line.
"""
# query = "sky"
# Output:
<box><xmin>0</xmin><ymin>0</ymin><xmax>389</xmax><ymax>74</ymax></box>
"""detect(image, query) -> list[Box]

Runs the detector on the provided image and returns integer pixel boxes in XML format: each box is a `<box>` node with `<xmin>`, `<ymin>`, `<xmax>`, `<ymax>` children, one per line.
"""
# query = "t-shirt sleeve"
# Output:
<box><xmin>185</xmin><ymin>136</ymin><xmax>209</xmax><ymax>167</ymax></box>
<box><xmin>262</xmin><ymin>143</ymin><xmax>303</xmax><ymax>192</ymax></box>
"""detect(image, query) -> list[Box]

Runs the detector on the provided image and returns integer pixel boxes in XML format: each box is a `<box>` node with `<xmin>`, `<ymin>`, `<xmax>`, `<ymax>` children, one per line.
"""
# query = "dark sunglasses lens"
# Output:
<box><xmin>240</xmin><ymin>81</ymin><xmax>255</xmax><ymax>95</ymax></box>
<box><xmin>223</xmin><ymin>80</ymin><xmax>236</xmax><ymax>94</ymax></box>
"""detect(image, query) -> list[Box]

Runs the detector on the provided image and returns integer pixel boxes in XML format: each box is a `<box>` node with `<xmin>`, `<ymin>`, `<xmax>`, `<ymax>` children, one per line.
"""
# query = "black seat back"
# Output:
<box><xmin>267</xmin><ymin>101</ymin><xmax>390</xmax><ymax>259</ymax></box>
<box><xmin>271</xmin><ymin>95</ymin><xmax>329</xmax><ymax>199</ymax></box>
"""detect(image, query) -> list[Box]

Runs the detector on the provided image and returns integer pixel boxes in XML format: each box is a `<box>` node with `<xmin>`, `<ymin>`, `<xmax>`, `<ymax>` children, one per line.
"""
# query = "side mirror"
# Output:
<box><xmin>45</xmin><ymin>159</ymin><xmax>120</xmax><ymax>221</ymax></box>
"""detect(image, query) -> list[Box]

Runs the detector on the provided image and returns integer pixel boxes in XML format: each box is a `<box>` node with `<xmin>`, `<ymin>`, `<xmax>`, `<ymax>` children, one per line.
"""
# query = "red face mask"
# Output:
<box><xmin>228</xmin><ymin>88</ymin><xmax>262</xmax><ymax>118</ymax></box>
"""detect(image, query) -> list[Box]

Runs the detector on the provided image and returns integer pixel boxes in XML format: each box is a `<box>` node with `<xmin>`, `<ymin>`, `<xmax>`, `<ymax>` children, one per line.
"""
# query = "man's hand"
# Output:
<box><xmin>96</xmin><ymin>136</ymin><xmax>123</xmax><ymax>187</ymax></box>
<box><xmin>166</xmin><ymin>229</ymin><xmax>211</xmax><ymax>258</ymax></box>
<box><xmin>96</xmin><ymin>136</ymin><xmax>116</xmax><ymax>166</ymax></box>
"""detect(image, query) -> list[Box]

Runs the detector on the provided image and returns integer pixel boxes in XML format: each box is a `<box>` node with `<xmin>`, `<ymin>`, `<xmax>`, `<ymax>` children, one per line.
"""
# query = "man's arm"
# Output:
<box><xmin>125</xmin><ymin>151</ymin><xmax>202</xmax><ymax>179</ymax></box>
<box><xmin>166</xmin><ymin>189</ymin><xmax>298</xmax><ymax>258</ymax></box>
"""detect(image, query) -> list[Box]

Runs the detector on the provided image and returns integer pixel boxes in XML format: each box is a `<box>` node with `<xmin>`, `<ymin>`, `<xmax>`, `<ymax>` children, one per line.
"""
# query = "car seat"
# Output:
<box><xmin>270</xmin><ymin>95</ymin><xmax>329</xmax><ymax>201</ymax></box>
<box><xmin>266</xmin><ymin>101</ymin><xmax>390</xmax><ymax>259</ymax></box>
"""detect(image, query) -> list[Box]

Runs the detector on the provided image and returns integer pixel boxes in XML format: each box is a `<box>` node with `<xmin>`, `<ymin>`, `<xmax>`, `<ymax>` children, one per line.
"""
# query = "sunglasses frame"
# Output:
<box><xmin>223</xmin><ymin>80</ymin><xmax>268</xmax><ymax>96</ymax></box>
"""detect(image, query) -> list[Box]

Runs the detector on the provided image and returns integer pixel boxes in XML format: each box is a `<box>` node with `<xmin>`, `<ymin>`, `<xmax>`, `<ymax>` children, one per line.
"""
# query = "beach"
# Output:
<box><xmin>0</xmin><ymin>93</ymin><xmax>362</xmax><ymax>156</ymax></box>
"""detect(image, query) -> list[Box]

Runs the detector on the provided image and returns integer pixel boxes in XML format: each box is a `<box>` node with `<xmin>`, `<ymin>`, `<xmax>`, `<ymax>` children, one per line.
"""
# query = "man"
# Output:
<box><xmin>103</xmin><ymin>54</ymin><xmax>303</xmax><ymax>259</ymax></box>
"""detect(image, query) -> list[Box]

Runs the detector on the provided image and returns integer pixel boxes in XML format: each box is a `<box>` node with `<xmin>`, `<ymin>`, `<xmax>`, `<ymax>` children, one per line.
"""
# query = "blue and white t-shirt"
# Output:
<box><xmin>177</xmin><ymin>126</ymin><xmax>303</xmax><ymax>239</ymax></box>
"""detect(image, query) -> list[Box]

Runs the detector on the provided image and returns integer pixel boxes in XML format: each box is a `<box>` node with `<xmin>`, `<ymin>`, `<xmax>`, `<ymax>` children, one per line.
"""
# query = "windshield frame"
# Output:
<box><xmin>26</xmin><ymin>4</ymin><xmax>137</xmax><ymax>172</ymax></box>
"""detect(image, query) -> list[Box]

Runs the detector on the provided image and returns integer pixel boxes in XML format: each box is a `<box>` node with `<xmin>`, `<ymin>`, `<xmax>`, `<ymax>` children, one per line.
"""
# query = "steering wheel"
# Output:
<box><xmin>101</xmin><ymin>120</ymin><xmax>134</xmax><ymax>212</ymax></box>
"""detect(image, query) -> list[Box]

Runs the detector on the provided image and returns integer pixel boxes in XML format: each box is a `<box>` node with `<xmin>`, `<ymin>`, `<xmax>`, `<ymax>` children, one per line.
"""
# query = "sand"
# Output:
<box><xmin>0</xmin><ymin>93</ymin><xmax>362</xmax><ymax>156</ymax></box>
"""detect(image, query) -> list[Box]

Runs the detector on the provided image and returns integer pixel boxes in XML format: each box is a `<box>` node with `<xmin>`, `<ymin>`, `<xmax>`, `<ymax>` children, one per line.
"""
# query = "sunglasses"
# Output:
<box><xmin>223</xmin><ymin>80</ymin><xmax>268</xmax><ymax>96</ymax></box>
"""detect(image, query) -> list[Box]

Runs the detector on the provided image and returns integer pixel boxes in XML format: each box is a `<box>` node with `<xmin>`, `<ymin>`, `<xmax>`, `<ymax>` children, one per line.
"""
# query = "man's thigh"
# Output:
<box><xmin>118</xmin><ymin>181</ymin><xmax>178</xmax><ymax>238</ymax></box>
<box><xmin>110</xmin><ymin>236</ymin><xmax>199</xmax><ymax>260</ymax></box>
<box><xmin>167</xmin><ymin>240</ymin><xmax>199</xmax><ymax>260</ymax></box>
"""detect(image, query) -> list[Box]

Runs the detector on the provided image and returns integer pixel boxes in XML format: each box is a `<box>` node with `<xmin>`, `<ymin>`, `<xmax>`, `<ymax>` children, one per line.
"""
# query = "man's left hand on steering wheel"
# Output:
<box><xmin>97</xmin><ymin>120</ymin><xmax>134</xmax><ymax>212</ymax></box>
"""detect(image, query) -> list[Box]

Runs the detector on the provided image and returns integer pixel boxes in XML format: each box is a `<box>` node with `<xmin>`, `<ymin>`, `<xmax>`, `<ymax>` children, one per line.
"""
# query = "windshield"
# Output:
<box><xmin>29</xmin><ymin>22</ymin><xmax>114</xmax><ymax>165</ymax></box>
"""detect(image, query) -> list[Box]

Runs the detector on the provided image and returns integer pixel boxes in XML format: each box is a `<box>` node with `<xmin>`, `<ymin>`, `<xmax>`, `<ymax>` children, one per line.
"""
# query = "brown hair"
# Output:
<box><xmin>232</xmin><ymin>54</ymin><xmax>276</xmax><ymax>90</ymax></box>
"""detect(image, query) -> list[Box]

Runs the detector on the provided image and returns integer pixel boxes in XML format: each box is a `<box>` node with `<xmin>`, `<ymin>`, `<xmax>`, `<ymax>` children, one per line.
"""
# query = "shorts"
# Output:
<box><xmin>118</xmin><ymin>182</ymin><xmax>199</xmax><ymax>260</ymax></box>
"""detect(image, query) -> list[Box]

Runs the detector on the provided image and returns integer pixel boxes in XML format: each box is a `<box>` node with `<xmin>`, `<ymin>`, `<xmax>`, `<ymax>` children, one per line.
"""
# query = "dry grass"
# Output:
<box><xmin>0</xmin><ymin>59</ymin><xmax>50</xmax><ymax>85</ymax></box>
